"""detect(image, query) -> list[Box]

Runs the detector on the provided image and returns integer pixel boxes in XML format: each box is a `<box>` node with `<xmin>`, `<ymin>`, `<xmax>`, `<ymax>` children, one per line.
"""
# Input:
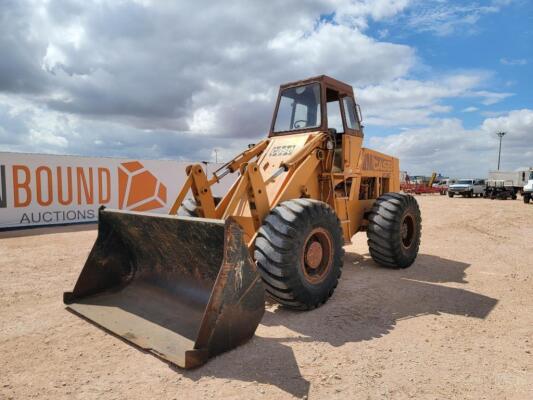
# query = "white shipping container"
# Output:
<box><xmin>487</xmin><ymin>170</ymin><xmax>529</xmax><ymax>187</ymax></box>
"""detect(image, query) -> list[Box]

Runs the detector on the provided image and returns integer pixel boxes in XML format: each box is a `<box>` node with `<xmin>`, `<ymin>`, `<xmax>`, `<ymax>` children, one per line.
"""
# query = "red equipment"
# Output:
<box><xmin>401</xmin><ymin>173</ymin><xmax>447</xmax><ymax>195</ymax></box>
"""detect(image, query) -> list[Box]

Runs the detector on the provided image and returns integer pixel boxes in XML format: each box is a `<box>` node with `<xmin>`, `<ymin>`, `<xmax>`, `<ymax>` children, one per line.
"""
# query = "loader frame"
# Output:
<box><xmin>170</xmin><ymin>75</ymin><xmax>400</xmax><ymax>245</ymax></box>
<box><xmin>64</xmin><ymin>75</ymin><xmax>412</xmax><ymax>370</ymax></box>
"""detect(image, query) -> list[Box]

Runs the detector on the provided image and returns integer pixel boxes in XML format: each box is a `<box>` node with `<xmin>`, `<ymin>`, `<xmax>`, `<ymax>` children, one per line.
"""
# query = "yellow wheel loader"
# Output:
<box><xmin>65</xmin><ymin>75</ymin><xmax>422</xmax><ymax>368</ymax></box>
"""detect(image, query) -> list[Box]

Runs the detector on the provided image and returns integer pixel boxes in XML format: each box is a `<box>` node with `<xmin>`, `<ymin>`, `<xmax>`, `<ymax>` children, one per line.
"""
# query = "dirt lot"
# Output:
<box><xmin>1</xmin><ymin>196</ymin><xmax>532</xmax><ymax>399</ymax></box>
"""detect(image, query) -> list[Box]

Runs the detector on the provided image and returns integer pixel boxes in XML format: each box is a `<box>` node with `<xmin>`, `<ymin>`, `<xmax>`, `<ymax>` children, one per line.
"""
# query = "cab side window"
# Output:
<box><xmin>327</xmin><ymin>100</ymin><xmax>344</xmax><ymax>134</ymax></box>
<box><xmin>342</xmin><ymin>97</ymin><xmax>361</xmax><ymax>131</ymax></box>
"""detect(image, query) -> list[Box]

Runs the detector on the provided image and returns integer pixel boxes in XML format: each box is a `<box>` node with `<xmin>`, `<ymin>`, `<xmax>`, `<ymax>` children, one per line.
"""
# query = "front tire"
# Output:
<box><xmin>367</xmin><ymin>193</ymin><xmax>422</xmax><ymax>269</ymax></box>
<box><xmin>254</xmin><ymin>199</ymin><xmax>344</xmax><ymax>310</ymax></box>
<box><xmin>525</xmin><ymin>194</ymin><xmax>531</xmax><ymax>204</ymax></box>
<box><xmin>448</xmin><ymin>192</ymin><xmax>454</xmax><ymax>198</ymax></box>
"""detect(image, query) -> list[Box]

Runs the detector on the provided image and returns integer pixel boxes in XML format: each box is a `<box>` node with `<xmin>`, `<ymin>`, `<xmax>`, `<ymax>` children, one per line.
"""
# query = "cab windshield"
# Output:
<box><xmin>457</xmin><ymin>180</ymin><xmax>473</xmax><ymax>185</ymax></box>
<box><xmin>273</xmin><ymin>83</ymin><xmax>321</xmax><ymax>132</ymax></box>
<box><xmin>530</xmin><ymin>171</ymin><xmax>533</xmax><ymax>180</ymax></box>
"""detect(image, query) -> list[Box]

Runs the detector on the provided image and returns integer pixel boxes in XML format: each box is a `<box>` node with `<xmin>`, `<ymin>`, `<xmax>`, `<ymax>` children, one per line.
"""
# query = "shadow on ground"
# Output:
<box><xmin>181</xmin><ymin>252</ymin><xmax>498</xmax><ymax>397</ymax></box>
<box><xmin>262</xmin><ymin>253</ymin><xmax>496</xmax><ymax>345</ymax></box>
<box><xmin>181</xmin><ymin>336</ymin><xmax>310</xmax><ymax>397</ymax></box>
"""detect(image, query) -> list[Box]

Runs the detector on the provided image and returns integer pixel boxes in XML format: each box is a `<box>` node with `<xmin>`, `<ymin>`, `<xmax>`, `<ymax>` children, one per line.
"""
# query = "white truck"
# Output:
<box><xmin>523</xmin><ymin>169</ymin><xmax>533</xmax><ymax>204</ymax></box>
<box><xmin>448</xmin><ymin>179</ymin><xmax>486</xmax><ymax>198</ymax></box>
<box><xmin>485</xmin><ymin>169</ymin><xmax>530</xmax><ymax>200</ymax></box>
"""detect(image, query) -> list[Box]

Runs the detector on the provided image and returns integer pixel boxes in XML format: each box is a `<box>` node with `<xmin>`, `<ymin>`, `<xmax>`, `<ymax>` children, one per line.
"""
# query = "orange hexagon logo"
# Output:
<box><xmin>118</xmin><ymin>161</ymin><xmax>167</xmax><ymax>211</ymax></box>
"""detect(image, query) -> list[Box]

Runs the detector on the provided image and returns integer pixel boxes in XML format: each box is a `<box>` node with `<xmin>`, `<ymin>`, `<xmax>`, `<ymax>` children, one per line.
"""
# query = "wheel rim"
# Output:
<box><xmin>301</xmin><ymin>227</ymin><xmax>333</xmax><ymax>284</ymax></box>
<box><xmin>400</xmin><ymin>214</ymin><xmax>415</xmax><ymax>249</ymax></box>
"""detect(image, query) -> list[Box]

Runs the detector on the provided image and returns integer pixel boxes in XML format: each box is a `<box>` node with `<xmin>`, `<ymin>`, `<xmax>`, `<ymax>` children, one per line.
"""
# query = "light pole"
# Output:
<box><xmin>213</xmin><ymin>149</ymin><xmax>219</xmax><ymax>163</ymax></box>
<box><xmin>496</xmin><ymin>131</ymin><xmax>506</xmax><ymax>170</ymax></box>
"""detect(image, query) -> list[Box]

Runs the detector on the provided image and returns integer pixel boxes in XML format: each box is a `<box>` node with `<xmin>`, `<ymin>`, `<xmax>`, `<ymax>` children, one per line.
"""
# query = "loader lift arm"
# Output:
<box><xmin>169</xmin><ymin>133</ymin><xmax>328</xmax><ymax>236</ymax></box>
<box><xmin>169</xmin><ymin>140</ymin><xmax>270</xmax><ymax>217</ymax></box>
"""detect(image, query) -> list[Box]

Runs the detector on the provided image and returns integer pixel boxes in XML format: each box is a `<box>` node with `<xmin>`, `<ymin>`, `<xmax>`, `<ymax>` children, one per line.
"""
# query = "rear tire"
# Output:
<box><xmin>367</xmin><ymin>193</ymin><xmax>421</xmax><ymax>269</ymax></box>
<box><xmin>177</xmin><ymin>197</ymin><xmax>221</xmax><ymax>217</ymax></box>
<box><xmin>254</xmin><ymin>199</ymin><xmax>344</xmax><ymax>310</ymax></box>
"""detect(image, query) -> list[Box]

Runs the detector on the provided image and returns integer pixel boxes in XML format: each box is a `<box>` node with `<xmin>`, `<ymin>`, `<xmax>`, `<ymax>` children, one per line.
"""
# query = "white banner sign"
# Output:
<box><xmin>0</xmin><ymin>152</ymin><xmax>232</xmax><ymax>230</ymax></box>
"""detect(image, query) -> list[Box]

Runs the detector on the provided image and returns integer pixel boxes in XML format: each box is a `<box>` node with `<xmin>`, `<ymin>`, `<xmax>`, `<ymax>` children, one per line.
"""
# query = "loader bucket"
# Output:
<box><xmin>64</xmin><ymin>208</ymin><xmax>265</xmax><ymax>369</ymax></box>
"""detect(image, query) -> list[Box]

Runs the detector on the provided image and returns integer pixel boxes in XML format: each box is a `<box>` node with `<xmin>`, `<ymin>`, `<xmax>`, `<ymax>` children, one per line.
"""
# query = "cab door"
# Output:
<box><xmin>325</xmin><ymin>87</ymin><xmax>363</xmax><ymax>173</ymax></box>
<box><xmin>340</xmin><ymin>95</ymin><xmax>363</xmax><ymax>173</ymax></box>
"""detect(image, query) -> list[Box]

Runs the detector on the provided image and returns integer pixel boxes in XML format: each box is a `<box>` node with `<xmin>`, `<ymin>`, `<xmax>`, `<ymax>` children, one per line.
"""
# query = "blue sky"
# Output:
<box><xmin>364</xmin><ymin>0</ymin><xmax>532</xmax><ymax>131</ymax></box>
<box><xmin>0</xmin><ymin>0</ymin><xmax>531</xmax><ymax>176</ymax></box>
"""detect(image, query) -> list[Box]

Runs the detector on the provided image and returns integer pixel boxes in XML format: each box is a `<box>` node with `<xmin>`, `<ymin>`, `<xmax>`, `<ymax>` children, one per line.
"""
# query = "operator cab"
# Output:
<box><xmin>270</xmin><ymin>75</ymin><xmax>363</xmax><ymax>171</ymax></box>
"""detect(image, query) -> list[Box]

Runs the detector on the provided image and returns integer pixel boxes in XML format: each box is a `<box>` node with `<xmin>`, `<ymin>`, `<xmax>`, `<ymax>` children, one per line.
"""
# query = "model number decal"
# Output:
<box><xmin>270</xmin><ymin>145</ymin><xmax>296</xmax><ymax>157</ymax></box>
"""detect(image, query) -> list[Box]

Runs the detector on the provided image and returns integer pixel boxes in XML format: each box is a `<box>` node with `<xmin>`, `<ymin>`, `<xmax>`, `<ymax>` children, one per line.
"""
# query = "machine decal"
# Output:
<box><xmin>363</xmin><ymin>154</ymin><xmax>392</xmax><ymax>172</ymax></box>
<box><xmin>270</xmin><ymin>145</ymin><xmax>296</xmax><ymax>157</ymax></box>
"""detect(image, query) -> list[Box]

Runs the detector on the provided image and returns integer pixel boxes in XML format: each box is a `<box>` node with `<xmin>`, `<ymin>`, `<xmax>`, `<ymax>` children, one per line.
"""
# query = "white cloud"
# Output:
<box><xmin>357</xmin><ymin>74</ymin><xmax>511</xmax><ymax>126</ymax></box>
<box><xmin>462</xmin><ymin>106</ymin><xmax>479</xmax><ymax>112</ymax></box>
<box><xmin>403</xmin><ymin>0</ymin><xmax>511</xmax><ymax>36</ymax></box>
<box><xmin>334</xmin><ymin>0</ymin><xmax>412</xmax><ymax>28</ymax></box>
<box><xmin>369</xmin><ymin>109</ymin><xmax>533</xmax><ymax>176</ymax></box>
<box><xmin>469</xmin><ymin>90</ymin><xmax>514</xmax><ymax>105</ymax></box>
<box><xmin>1</xmin><ymin>1</ymin><xmax>418</xmax><ymax>135</ymax></box>
<box><xmin>481</xmin><ymin>109</ymin><xmax>533</xmax><ymax>141</ymax></box>
<box><xmin>188</xmin><ymin>107</ymin><xmax>218</xmax><ymax>135</ymax></box>
<box><xmin>377</xmin><ymin>28</ymin><xmax>389</xmax><ymax>38</ymax></box>
<box><xmin>267</xmin><ymin>23</ymin><xmax>415</xmax><ymax>85</ymax></box>
<box><xmin>500</xmin><ymin>58</ymin><xmax>528</xmax><ymax>66</ymax></box>
<box><xmin>0</xmin><ymin>0</ymin><xmax>419</xmax><ymax>145</ymax></box>
<box><xmin>0</xmin><ymin>0</ymin><xmax>526</xmax><ymax>174</ymax></box>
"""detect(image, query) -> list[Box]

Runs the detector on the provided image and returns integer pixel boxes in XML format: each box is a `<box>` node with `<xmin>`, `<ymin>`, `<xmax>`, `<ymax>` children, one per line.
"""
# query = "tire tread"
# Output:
<box><xmin>254</xmin><ymin>199</ymin><xmax>344</xmax><ymax>310</ymax></box>
<box><xmin>367</xmin><ymin>193</ymin><xmax>421</xmax><ymax>269</ymax></box>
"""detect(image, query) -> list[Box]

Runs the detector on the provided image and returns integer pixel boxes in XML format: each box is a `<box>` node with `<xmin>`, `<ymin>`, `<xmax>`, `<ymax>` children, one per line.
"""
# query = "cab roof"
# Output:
<box><xmin>279</xmin><ymin>75</ymin><xmax>354</xmax><ymax>97</ymax></box>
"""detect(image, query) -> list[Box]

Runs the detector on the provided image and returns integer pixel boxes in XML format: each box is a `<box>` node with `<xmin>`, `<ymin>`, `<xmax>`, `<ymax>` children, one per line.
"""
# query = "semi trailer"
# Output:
<box><xmin>485</xmin><ymin>169</ymin><xmax>530</xmax><ymax>200</ymax></box>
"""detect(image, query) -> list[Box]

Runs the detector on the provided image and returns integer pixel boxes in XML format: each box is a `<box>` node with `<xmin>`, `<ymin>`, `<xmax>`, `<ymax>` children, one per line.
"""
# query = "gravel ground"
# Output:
<box><xmin>1</xmin><ymin>196</ymin><xmax>532</xmax><ymax>399</ymax></box>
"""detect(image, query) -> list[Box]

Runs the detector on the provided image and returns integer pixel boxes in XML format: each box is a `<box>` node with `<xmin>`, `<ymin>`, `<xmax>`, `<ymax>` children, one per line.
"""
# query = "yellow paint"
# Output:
<box><xmin>170</xmin><ymin>76</ymin><xmax>401</xmax><ymax>244</ymax></box>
